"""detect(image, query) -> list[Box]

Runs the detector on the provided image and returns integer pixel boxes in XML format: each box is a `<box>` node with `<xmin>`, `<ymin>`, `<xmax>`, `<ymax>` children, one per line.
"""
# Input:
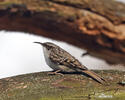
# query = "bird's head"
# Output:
<box><xmin>34</xmin><ymin>42</ymin><xmax>57</xmax><ymax>51</ymax></box>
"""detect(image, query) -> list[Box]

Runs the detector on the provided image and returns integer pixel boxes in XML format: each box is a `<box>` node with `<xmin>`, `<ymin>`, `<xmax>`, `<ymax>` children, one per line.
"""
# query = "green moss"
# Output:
<box><xmin>0</xmin><ymin>71</ymin><xmax>125</xmax><ymax>100</ymax></box>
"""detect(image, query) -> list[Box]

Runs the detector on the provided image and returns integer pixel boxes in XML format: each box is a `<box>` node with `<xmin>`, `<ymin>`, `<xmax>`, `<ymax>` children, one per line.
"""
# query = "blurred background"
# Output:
<box><xmin>0</xmin><ymin>30</ymin><xmax>125</xmax><ymax>79</ymax></box>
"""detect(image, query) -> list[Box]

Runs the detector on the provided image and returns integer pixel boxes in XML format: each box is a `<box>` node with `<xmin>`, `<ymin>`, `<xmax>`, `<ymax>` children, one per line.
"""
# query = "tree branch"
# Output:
<box><xmin>0</xmin><ymin>0</ymin><xmax>125</xmax><ymax>63</ymax></box>
<box><xmin>0</xmin><ymin>70</ymin><xmax>125</xmax><ymax>100</ymax></box>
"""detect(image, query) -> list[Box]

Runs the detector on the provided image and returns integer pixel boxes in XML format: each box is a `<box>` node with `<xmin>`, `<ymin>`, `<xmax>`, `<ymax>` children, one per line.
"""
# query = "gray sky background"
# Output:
<box><xmin>116</xmin><ymin>0</ymin><xmax>125</xmax><ymax>3</ymax></box>
<box><xmin>0</xmin><ymin>31</ymin><xmax>124</xmax><ymax>79</ymax></box>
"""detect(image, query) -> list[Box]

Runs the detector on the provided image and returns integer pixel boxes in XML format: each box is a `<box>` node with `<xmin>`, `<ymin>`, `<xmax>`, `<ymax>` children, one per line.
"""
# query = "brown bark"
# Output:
<box><xmin>0</xmin><ymin>70</ymin><xmax>125</xmax><ymax>100</ymax></box>
<box><xmin>0</xmin><ymin>0</ymin><xmax>125</xmax><ymax>64</ymax></box>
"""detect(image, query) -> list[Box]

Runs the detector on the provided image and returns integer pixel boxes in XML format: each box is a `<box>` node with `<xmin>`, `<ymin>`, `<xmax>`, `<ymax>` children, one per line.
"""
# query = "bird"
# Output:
<box><xmin>34</xmin><ymin>42</ymin><xmax>105</xmax><ymax>84</ymax></box>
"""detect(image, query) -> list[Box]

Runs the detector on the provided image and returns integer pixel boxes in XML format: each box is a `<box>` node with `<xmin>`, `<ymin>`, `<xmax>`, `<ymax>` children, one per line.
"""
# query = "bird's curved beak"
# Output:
<box><xmin>33</xmin><ymin>42</ymin><xmax>44</xmax><ymax>46</ymax></box>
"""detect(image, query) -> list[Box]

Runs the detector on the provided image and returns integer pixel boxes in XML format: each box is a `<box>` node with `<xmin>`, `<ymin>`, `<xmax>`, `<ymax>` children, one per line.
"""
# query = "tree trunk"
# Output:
<box><xmin>0</xmin><ymin>70</ymin><xmax>125</xmax><ymax>100</ymax></box>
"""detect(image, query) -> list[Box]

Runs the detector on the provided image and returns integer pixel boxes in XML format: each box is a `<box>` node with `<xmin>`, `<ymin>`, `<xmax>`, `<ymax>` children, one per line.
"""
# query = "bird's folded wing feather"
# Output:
<box><xmin>49</xmin><ymin>48</ymin><xmax>87</xmax><ymax>70</ymax></box>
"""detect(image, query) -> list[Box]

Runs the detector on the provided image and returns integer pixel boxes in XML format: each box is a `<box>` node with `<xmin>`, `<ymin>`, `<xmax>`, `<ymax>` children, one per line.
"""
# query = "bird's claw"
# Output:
<box><xmin>47</xmin><ymin>70</ymin><xmax>64</xmax><ymax>76</ymax></box>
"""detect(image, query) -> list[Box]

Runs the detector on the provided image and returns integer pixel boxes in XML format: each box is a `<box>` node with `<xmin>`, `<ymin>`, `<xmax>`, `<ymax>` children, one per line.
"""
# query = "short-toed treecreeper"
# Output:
<box><xmin>34</xmin><ymin>42</ymin><xmax>105</xmax><ymax>84</ymax></box>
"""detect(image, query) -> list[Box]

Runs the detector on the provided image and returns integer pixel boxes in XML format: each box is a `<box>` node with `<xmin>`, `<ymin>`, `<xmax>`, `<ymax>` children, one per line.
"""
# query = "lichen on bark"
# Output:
<box><xmin>0</xmin><ymin>70</ymin><xmax>125</xmax><ymax>100</ymax></box>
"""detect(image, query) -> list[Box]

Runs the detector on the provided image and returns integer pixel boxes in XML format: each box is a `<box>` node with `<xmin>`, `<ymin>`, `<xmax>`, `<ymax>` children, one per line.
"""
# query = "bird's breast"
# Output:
<box><xmin>43</xmin><ymin>47</ymin><xmax>59</xmax><ymax>70</ymax></box>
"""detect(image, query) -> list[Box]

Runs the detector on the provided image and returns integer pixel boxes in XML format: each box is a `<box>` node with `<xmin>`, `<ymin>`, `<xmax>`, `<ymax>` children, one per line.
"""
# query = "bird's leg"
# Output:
<box><xmin>81</xmin><ymin>51</ymin><xmax>89</xmax><ymax>57</ymax></box>
<box><xmin>47</xmin><ymin>70</ymin><xmax>64</xmax><ymax>76</ymax></box>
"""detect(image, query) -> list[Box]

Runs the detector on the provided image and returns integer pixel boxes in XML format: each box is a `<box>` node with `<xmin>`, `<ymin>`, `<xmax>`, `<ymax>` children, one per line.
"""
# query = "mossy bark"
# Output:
<box><xmin>0</xmin><ymin>70</ymin><xmax>125</xmax><ymax>100</ymax></box>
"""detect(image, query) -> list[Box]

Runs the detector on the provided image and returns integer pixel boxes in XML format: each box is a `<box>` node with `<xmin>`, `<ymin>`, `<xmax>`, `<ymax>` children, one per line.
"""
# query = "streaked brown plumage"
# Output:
<box><xmin>34</xmin><ymin>42</ymin><xmax>105</xmax><ymax>84</ymax></box>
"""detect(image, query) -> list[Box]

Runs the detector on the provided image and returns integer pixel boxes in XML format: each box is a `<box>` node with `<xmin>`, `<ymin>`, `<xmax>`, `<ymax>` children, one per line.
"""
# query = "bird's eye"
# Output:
<box><xmin>46</xmin><ymin>46</ymin><xmax>51</xmax><ymax>50</ymax></box>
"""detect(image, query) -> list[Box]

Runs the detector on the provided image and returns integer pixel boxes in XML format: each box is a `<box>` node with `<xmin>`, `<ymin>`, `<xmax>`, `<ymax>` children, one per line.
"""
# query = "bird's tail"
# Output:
<box><xmin>82</xmin><ymin>70</ymin><xmax>105</xmax><ymax>84</ymax></box>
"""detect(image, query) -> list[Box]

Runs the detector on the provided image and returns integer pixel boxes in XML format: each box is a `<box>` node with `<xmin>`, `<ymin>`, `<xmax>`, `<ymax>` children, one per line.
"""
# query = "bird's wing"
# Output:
<box><xmin>49</xmin><ymin>48</ymin><xmax>87</xmax><ymax>70</ymax></box>
<box><xmin>49</xmin><ymin>47</ymin><xmax>105</xmax><ymax>84</ymax></box>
